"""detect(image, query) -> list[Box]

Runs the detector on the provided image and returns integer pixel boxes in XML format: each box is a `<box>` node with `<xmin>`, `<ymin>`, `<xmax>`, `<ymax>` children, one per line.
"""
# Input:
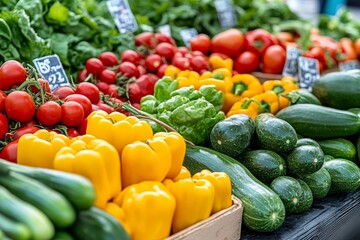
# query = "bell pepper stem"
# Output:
<box><xmin>272</xmin><ymin>85</ymin><xmax>285</xmax><ymax>94</ymax></box>
<box><xmin>281</xmin><ymin>92</ymin><xmax>300</xmax><ymax>104</ymax></box>
<box><xmin>232</xmin><ymin>82</ymin><xmax>247</xmax><ymax>96</ymax></box>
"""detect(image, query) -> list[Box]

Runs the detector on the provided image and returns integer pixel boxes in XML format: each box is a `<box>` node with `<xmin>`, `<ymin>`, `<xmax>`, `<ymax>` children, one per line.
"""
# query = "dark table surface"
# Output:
<box><xmin>241</xmin><ymin>190</ymin><xmax>360</xmax><ymax>240</ymax></box>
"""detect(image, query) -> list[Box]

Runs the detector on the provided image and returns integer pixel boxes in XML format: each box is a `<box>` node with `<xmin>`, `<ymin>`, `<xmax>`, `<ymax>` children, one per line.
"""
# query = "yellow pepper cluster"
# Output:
<box><xmin>165</xmin><ymin>55</ymin><xmax>299</xmax><ymax>120</ymax></box>
<box><xmin>17</xmin><ymin>111</ymin><xmax>233</xmax><ymax>240</ymax></box>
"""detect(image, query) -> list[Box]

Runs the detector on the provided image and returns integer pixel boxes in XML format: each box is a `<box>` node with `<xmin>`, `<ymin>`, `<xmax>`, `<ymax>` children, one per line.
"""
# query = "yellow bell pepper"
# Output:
<box><xmin>223</xmin><ymin>74</ymin><xmax>263</xmax><ymax>113</ymax></box>
<box><xmin>113</xmin><ymin>181</ymin><xmax>176</xmax><ymax>240</ymax></box>
<box><xmin>154</xmin><ymin>132</ymin><xmax>186</xmax><ymax>179</ymax></box>
<box><xmin>209</xmin><ymin>55</ymin><xmax>233</xmax><ymax>72</ymax></box>
<box><xmin>121</xmin><ymin>136</ymin><xmax>172</xmax><ymax>188</ymax></box>
<box><xmin>193</xmin><ymin>170</ymin><xmax>232</xmax><ymax>214</ymax></box>
<box><xmin>86</xmin><ymin>110</ymin><xmax>153</xmax><ymax>154</ymax></box>
<box><xmin>53</xmin><ymin>136</ymin><xmax>121</xmax><ymax>208</ymax></box>
<box><xmin>226</xmin><ymin>97</ymin><xmax>259</xmax><ymax>119</ymax></box>
<box><xmin>175</xmin><ymin>70</ymin><xmax>200</xmax><ymax>89</ymax></box>
<box><xmin>104</xmin><ymin>202</ymin><xmax>132</xmax><ymax>236</ymax></box>
<box><xmin>172</xmin><ymin>166</ymin><xmax>191</xmax><ymax>181</ymax></box>
<box><xmin>164</xmin><ymin>178</ymin><xmax>215</xmax><ymax>233</ymax></box>
<box><xmin>17</xmin><ymin>129</ymin><xmax>70</xmax><ymax>168</ymax></box>
<box><xmin>164</xmin><ymin>65</ymin><xmax>181</xmax><ymax>79</ymax></box>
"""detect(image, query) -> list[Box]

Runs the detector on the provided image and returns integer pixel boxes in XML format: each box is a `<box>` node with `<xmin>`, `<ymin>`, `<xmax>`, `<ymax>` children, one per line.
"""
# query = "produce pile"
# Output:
<box><xmin>1</xmin><ymin>0</ymin><xmax>360</xmax><ymax>239</ymax></box>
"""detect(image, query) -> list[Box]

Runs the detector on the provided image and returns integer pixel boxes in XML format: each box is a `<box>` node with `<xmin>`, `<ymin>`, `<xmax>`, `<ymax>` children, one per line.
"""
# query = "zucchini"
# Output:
<box><xmin>255</xmin><ymin>113</ymin><xmax>297</xmax><ymax>154</ymax></box>
<box><xmin>0</xmin><ymin>172</ymin><xmax>76</xmax><ymax>228</ymax></box>
<box><xmin>210</xmin><ymin>114</ymin><xmax>255</xmax><ymax>157</ymax></box>
<box><xmin>0</xmin><ymin>159</ymin><xmax>95</xmax><ymax>210</ymax></box>
<box><xmin>0</xmin><ymin>213</ymin><xmax>31</xmax><ymax>240</ymax></box>
<box><xmin>312</xmin><ymin>70</ymin><xmax>360</xmax><ymax>109</ymax></box>
<box><xmin>286</xmin><ymin>145</ymin><xmax>324</xmax><ymax>176</ymax></box>
<box><xmin>184</xmin><ymin>145</ymin><xmax>285</xmax><ymax>232</ymax></box>
<box><xmin>301</xmin><ymin>167</ymin><xmax>331</xmax><ymax>199</ymax></box>
<box><xmin>348</xmin><ymin>108</ymin><xmax>360</xmax><ymax>117</ymax></box>
<box><xmin>317</xmin><ymin>138</ymin><xmax>357</xmax><ymax>162</ymax></box>
<box><xmin>295</xmin><ymin>179</ymin><xmax>313</xmax><ymax>214</ymax></box>
<box><xmin>0</xmin><ymin>186</ymin><xmax>54</xmax><ymax>240</ymax></box>
<box><xmin>324</xmin><ymin>154</ymin><xmax>335</xmax><ymax>162</ymax></box>
<box><xmin>276</xmin><ymin>104</ymin><xmax>360</xmax><ymax>139</ymax></box>
<box><xmin>71</xmin><ymin>207</ymin><xmax>130</xmax><ymax>240</ymax></box>
<box><xmin>238</xmin><ymin>150</ymin><xmax>287</xmax><ymax>183</ymax></box>
<box><xmin>51</xmin><ymin>231</ymin><xmax>74</xmax><ymax>240</ymax></box>
<box><xmin>357</xmin><ymin>135</ymin><xmax>360</xmax><ymax>161</ymax></box>
<box><xmin>285</xmin><ymin>89</ymin><xmax>322</xmax><ymax>105</ymax></box>
<box><xmin>295</xmin><ymin>138</ymin><xmax>321</xmax><ymax>149</ymax></box>
<box><xmin>323</xmin><ymin>158</ymin><xmax>360</xmax><ymax>194</ymax></box>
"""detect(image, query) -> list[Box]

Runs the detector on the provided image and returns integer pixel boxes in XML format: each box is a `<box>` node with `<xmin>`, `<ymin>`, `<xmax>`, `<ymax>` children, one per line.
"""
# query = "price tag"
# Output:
<box><xmin>107</xmin><ymin>0</ymin><xmax>138</xmax><ymax>34</ymax></box>
<box><xmin>180</xmin><ymin>28</ymin><xmax>198</xmax><ymax>47</ymax></box>
<box><xmin>298</xmin><ymin>57</ymin><xmax>320</xmax><ymax>90</ymax></box>
<box><xmin>32</xmin><ymin>54</ymin><xmax>69</xmax><ymax>91</ymax></box>
<box><xmin>158</xmin><ymin>24</ymin><xmax>171</xmax><ymax>36</ymax></box>
<box><xmin>282</xmin><ymin>47</ymin><xmax>302</xmax><ymax>77</ymax></box>
<box><xmin>214</xmin><ymin>0</ymin><xmax>236</xmax><ymax>29</ymax></box>
<box><xmin>339</xmin><ymin>60</ymin><xmax>360</xmax><ymax>72</ymax></box>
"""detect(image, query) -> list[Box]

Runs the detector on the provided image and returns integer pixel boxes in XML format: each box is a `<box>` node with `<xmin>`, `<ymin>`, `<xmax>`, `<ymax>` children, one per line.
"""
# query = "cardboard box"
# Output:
<box><xmin>166</xmin><ymin>196</ymin><xmax>243</xmax><ymax>240</ymax></box>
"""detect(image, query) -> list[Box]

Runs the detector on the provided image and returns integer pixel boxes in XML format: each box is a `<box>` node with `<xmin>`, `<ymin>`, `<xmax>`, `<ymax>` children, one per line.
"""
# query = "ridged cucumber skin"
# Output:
<box><xmin>0</xmin><ymin>160</ymin><xmax>95</xmax><ymax>211</ymax></box>
<box><xmin>323</xmin><ymin>159</ymin><xmax>360</xmax><ymax>194</ymax></box>
<box><xmin>301</xmin><ymin>167</ymin><xmax>331</xmax><ymax>199</ymax></box>
<box><xmin>184</xmin><ymin>145</ymin><xmax>285</xmax><ymax>233</ymax></box>
<box><xmin>295</xmin><ymin>138</ymin><xmax>321</xmax><ymax>149</ymax></box>
<box><xmin>276</xmin><ymin>104</ymin><xmax>360</xmax><ymax>139</ymax></box>
<box><xmin>295</xmin><ymin>179</ymin><xmax>313</xmax><ymax>214</ymax></box>
<box><xmin>0</xmin><ymin>186</ymin><xmax>54</xmax><ymax>240</ymax></box>
<box><xmin>0</xmin><ymin>172</ymin><xmax>76</xmax><ymax>228</ymax></box>
<box><xmin>286</xmin><ymin>145</ymin><xmax>324</xmax><ymax>176</ymax></box>
<box><xmin>0</xmin><ymin>213</ymin><xmax>31</xmax><ymax>240</ymax></box>
<box><xmin>317</xmin><ymin>138</ymin><xmax>357</xmax><ymax>162</ymax></box>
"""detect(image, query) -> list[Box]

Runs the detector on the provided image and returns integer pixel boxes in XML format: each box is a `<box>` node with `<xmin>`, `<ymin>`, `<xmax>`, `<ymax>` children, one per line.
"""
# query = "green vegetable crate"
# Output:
<box><xmin>166</xmin><ymin>196</ymin><xmax>243</xmax><ymax>240</ymax></box>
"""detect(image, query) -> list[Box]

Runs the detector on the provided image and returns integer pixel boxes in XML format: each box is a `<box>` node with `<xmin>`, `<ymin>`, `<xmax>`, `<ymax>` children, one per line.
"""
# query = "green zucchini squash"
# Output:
<box><xmin>348</xmin><ymin>108</ymin><xmax>360</xmax><ymax>117</ymax></box>
<box><xmin>317</xmin><ymin>138</ymin><xmax>357</xmax><ymax>162</ymax></box>
<box><xmin>301</xmin><ymin>167</ymin><xmax>331</xmax><ymax>199</ymax></box>
<box><xmin>0</xmin><ymin>213</ymin><xmax>31</xmax><ymax>240</ymax></box>
<box><xmin>295</xmin><ymin>138</ymin><xmax>321</xmax><ymax>149</ymax></box>
<box><xmin>295</xmin><ymin>179</ymin><xmax>313</xmax><ymax>214</ymax></box>
<box><xmin>184</xmin><ymin>145</ymin><xmax>285</xmax><ymax>233</ymax></box>
<box><xmin>52</xmin><ymin>231</ymin><xmax>74</xmax><ymax>240</ymax></box>
<box><xmin>286</xmin><ymin>145</ymin><xmax>324</xmax><ymax>176</ymax></box>
<box><xmin>285</xmin><ymin>89</ymin><xmax>322</xmax><ymax>105</ymax></box>
<box><xmin>357</xmin><ymin>135</ymin><xmax>360</xmax><ymax>161</ymax></box>
<box><xmin>276</xmin><ymin>104</ymin><xmax>360</xmax><ymax>139</ymax></box>
<box><xmin>324</xmin><ymin>154</ymin><xmax>335</xmax><ymax>162</ymax></box>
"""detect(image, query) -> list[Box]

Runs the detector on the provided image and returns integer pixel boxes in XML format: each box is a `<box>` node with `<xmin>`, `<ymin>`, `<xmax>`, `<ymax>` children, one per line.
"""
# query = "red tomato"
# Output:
<box><xmin>0</xmin><ymin>90</ymin><xmax>6</xmax><ymax>113</ymax></box>
<box><xmin>157</xmin><ymin>64</ymin><xmax>168</xmax><ymax>78</ymax></box>
<box><xmin>234</xmin><ymin>51</ymin><xmax>260</xmax><ymax>73</ymax></box>
<box><xmin>5</xmin><ymin>91</ymin><xmax>36</xmax><ymax>122</ymax></box>
<box><xmin>121</xmin><ymin>50</ymin><xmax>143</xmax><ymax>65</ymax></box>
<box><xmin>60</xmin><ymin>101</ymin><xmax>84</xmax><ymax>127</ymax></box>
<box><xmin>67</xmin><ymin>128</ymin><xmax>80</xmax><ymax>138</ymax></box>
<box><xmin>137</xmin><ymin>65</ymin><xmax>147</xmax><ymax>76</ymax></box>
<box><xmin>97</xmin><ymin>102</ymin><xmax>115</xmax><ymax>114</ymax></box>
<box><xmin>0</xmin><ymin>113</ymin><xmax>8</xmax><ymax>140</ymax></box>
<box><xmin>190</xmin><ymin>34</ymin><xmax>212</xmax><ymax>54</ymax></box>
<box><xmin>175</xmin><ymin>47</ymin><xmax>189</xmax><ymax>56</ymax></box>
<box><xmin>106</xmin><ymin>84</ymin><xmax>120</xmax><ymax>98</ymax></box>
<box><xmin>6</xmin><ymin>125</ymin><xmax>40</xmax><ymax>142</ymax></box>
<box><xmin>172</xmin><ymin>57</ymin><xmax>190</xmax><ymax>70</ymax></box>
<box><xmin>96</xmin><ymin>81</ymin><xmax>110</xmax><ymax>94</ymax></box>
<box><xmin>154</xmin><ymin>33</ymin><xmax>176</xmax><ymax>46</ymax></box>
<box><xmin>75</xmin><ymin>82</ymin><xmax>100</xmax><ymax>104</ymax></box>
<box><xmin>191</xmin><ymin>51</ymin><xmax>207</xmax><ymax>58</ymax></box>
<box><xmin>0</xmin><ymin>60</ymin><xmax>27</xmax><ymax>91</ymax></box>
<box><xmin>0</xmin><ymin>140</ymin><xmax>18</xmax><ymax>163</ymax></box>
<box><xmin>36</xmin><ymin>101</ymin><xmax>62</xmax><ymax>126</ymax></box>
<box><xmin>355</xmin><ymin>39</ymin><xmax>360</xmax><ymax>58</ymax></box>
<box><xmin>145</xmin><ymin>54</ymin><xmax>163</xmax><ymax>72</ymax></box>
<box><xmin>30</xmin><ymin>78</ymin><xmax>51</xmax><ymax>94</ymax></box>
<box><xmin>99</xmin><ymin>52</ymin><xmax>119</xmax><ymax>67</ymax></box>
<box><xmin>100</xmin><ymin>69</ymin><xmax>117</xmax><ymax>84</ymax></box>
<box><xmin>85</xmin><ymin>58</ymin><xmax>104</xmax><ymax>76</ymax></box>
<box><xmin>53</xmin><ymin>86</ymin><xmax>75</xmax><ymax>100</ymax></box>
<box><xmin>155</xmin><ymin>42</ymin><xmax>175</xmax><ymax>60</ymax></box>
<box><xmin>77</xmin><ymin>119</ymin><xmax>88</xmax><ymax>135</ymax></box>
<box><xmin>65</xmin><ymin>94</ymin><xmax>92</xmax><ymax>118</ymax></box>
<box><xmin>190</xmin><ymin>56</ymin><xmax>210</xmax><ymax>72</ymax></box>
<box><xmin>212</xmin><ymin>29</ymin><xmax>245</xmax><ymax>58</ymax></box>
<box><xmin>135</xmin><ymin>32</ymin><xmax>156</xmax><ymax>48</ymax></box>
<box><xmin>262</xmin><ymin>45</ymin><xmax>286</xmax><ymax>74</ymax></box>
<box><xmin>118</xmin><ymin>62</ymin><xmax>139</xmax><ymax>78</ymax></box>
<box><xmin>77</xmin><ymin>69</ymin><xmax>89</xmax><ymax>83</ymax></box>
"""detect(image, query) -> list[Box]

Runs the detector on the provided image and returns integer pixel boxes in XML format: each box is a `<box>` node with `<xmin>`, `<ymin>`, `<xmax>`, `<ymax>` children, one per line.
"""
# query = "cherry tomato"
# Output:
<box><xmin>99</xmin><ymin>52</ymin><xmax>119</xmax><ymax>67</ymax></box>
<box><xmin>0</xmin><ymin>60</ymin><xmax>27</xmax><ymax>91</ymax></box>
<box><xmin>135</xmin><ymin>32</ymin><xmax>156</xmax><ymax>48</ymax></box>
<box><xmin>30</xmin><ymin>78</ymin><xmax>51</xmax><ymax>94</ymax></box>
<box><xmin>0</xmin><ymin>113</ymin><xmax>8</xmax><ymax>140</ymax></box>
<box><xmin>67</xmin><ymin>128</ymin><xmax>80</xmax><ymax>138</ymax></box>
<box><xmin>96</xmin><ymin>81</ymin><xmax>110</xmax><ymax>94</ymax></box>
<box><xmin>77</xmin><ymin>69</ymin><xmax>89</xmax><ymax>83</ymax></box>
<box><xmin>190</xmin><ymin>56</ymin><xmax>210</xmax><ymax>72</ymax></box>
<box><xmin>75</xmin><ymin>82</ymin><xmax>100</xmax><ymax>104</ymax></box>
<box><xmin>53</xmin><ymin>86</ymin><xmax>75</xmax><ymax>100</ymax></box>
<box><xmin>157</xmin><ymin>64</ymin><xmax>168</xmax><ymax>78</ymax></box>
<box><xmin>172</xmin><ymin>56</ymin><xmax>190</xmax><ymax>70</ymax></box>
<box><xmin>106</xmin><ymin>84</ymin><xmax>120</xmax><ymax>98</ymax></box>
<box><xmin>0</xmin><ymin>139</ymin><xmax>18</xmax><ymax>163</ymax></box>
<box><xmin>77</xmin><ymin>119</ymin><xmax>88</xmax><ymax>135</ymax></box>
<box><xmin>175</xmin><ymin>47</ymin><xmax>189</xmax><ymax>56</ymax></box>
<box><xmin>190</xmin><ymin>34</ymin><xmax>212</xmax><ymax>54</ymax></box>
<box><xmin>145</xmin><ymin>54</ymin><xmax>163</xmax><ymax>72</ymax></box>
<box><xmin>6</xmin><ymin>125</ymin><xmax>40</xmax><ymax>142</ymax></box>
<box><xmin>36</xmin><ymin>101</ymin><xmax>62</xmax><ymax>126</ymax></box>
<box><xmin>118</xmin><ymin>62</ymin><xmax>139</xmax><ymax>78</ymax></box>
<box><xmin>154</xmin><ymin>33</ymin><xmax>176</xmax><ymax>46</ymax></box>
<box><xmin>234</xmin><ymin>51</ymin><xmax>260</xmax><ymax>73</ymax></box>
<box><xmin>100</xmin><ymin>69</ymin><xmax>117</xmax><ymax>84</ymax></box>
<box><xmin>262</xmin><ymin>45</ymin><xmax>286</xmax><ymax>74</ymax></box>
<box><xmin>5</xmin><ymin>91</ymin><xmax>36</xmax><ymax>122</ymax></box>
<box><xmin>155</xmin><ymin>42</ymin><xmax>175</xmax><ymax>60</ymax></box>
<box><xmin>137</xmin><ymin>65</ymin><xmax>147</xmax><ymax>76</ymax></box>
<box><xmin>60</xmin><ymin>101</ymin><xmax>84</xmax><ymax>127</ymax></box>
<box><xmin>0</xmin><ymin>90</ymin><xmax>6</xmax><ymax>113</ymax></box>
<box><xmin>85</xmin><ymin>58</ymin><xmax>104</xmax><ymax>76</ymax></box>
<box><xmin>191</xmin><ymin>51</ymin><xmax>207</xmax><ymax>58</ymax></box>
<box><xmin>65</xmin><ymin>94</ymin><xmax>92</xmax><ymax>118</ymax></box>
<box><xmin>121</xmin><ymin>50</ymin><xmax>143</xmax><ymax>65</ymax></box>
<box><xmin>97</xmin><ymin>102</ymin><xmax>115</xmax><ymax>114</ymax></box>
<box><xmin>212</xmin><ymin>28</ymin><xmax>244</xmax><ymax>58</ymax></box>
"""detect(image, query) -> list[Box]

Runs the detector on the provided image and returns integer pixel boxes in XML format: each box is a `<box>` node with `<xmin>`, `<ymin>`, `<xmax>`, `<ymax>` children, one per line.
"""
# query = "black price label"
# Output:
<box><xmin>298</xmin><ymin>57</ymin><xmax>320</xmax><ymax>89</ymax></box>
<box><xmin>339</xmin><ymin>60</ymin><xmax>360</xmax><ymax>72</ymax></box>
<box><xmin>180</xmin><ymin>28</ymin><xmax>198</xmax><ymax>47</ymax></box>
<box><xmin>214</xmin><ymin>0</ymin><xmax>236</xmax><ymax>29</ymax></box>
<box><xmin>32</xmin><ymin>54</ymin><xmax>69</xmax><ymax>91</ymax></box>
<box><xmin>282</xmin><ymin>47</ymin><xmax>302</xmax><ymax>77</ymax></box>
<box><xmin>107</xmin><ymin>0</ymin><xmax>138</xmax><ymax>34</ymax></box>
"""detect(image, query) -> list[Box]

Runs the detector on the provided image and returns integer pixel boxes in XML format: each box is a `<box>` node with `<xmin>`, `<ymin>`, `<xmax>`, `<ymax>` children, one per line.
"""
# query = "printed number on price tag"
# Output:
<box><xmin>298</xmin><ymin>57</ymin><xmax>320</xmax><ymax>90</ymax></box>
<box><xmin>282</xmin><ymin>47</ymin><xmax>302</xmax><ymax>77</ymax></box>
<box><xmin>107</xmin><ymin>0</ymin><xmax>138</xmax><ymax>34</ymax></box>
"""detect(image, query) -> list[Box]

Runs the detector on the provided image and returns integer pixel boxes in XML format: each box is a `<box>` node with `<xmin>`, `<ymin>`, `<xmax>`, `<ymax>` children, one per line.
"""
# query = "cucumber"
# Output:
<box><xmin>255</xmin><ymin>113</ymin><xmax>297</xmax><ymax>154</ymax></box>
<box><xmin>317</xmin><ymin>138</ymin><xmax>357</xmax><ymax>162</ymax></box>
<box><xmin>323</xmin><ymin>158</ymin><xmax>360</xmax><ymax>194</ymax></box>
<box><xmin>238</xmin><ymin>150</ymin><xmax>287</xmax><ymax>183</ymax></box>
<box><xmin>71</xmin><ymin>207</ymin><xmax>130</xmax><ymax>240</ymax></box>
<box><xmin>210</xmin><ymin>114</ymin><xmax>255</xmax><ymax>157</ymax></box>
<box><xmin>295</xmin><ymin>138</ymin><xmax>321</xmax><ymax>149</ymax></box>
<box><xmin>286</xmin><ymin>89</ymin><xmax>322</xmax><ymax>105</ymax></box>
<box><xmin>0</xmin><ymin>213</ymin><xmax>31</xmax><ymax>240</ymax></box>
<box><xmin>184</xmin><ymin>145</ymin><xmax>285</xmax><ymax>232</ymax></box>
<box><xmin>286</xmin><ymin>145</ymin><xmax>324</xmax><ymax>176</ymax></box>
<box><xmin>0</xmin><ymin>172</ymin><xmax>76</xmax><ymax>228</ymax></box>
<box><xmin>301</xmin><ymin>167</ymin><xmax>331</xmax><ymax>199</ymax></box>
<box><xmin>0</xmin><ymin>186</ymin><xmax>54</xmax><ymax>240</ymax></box>
<box><xmin>0</xmin><ymin>160</ymin><xmax>95</xmax><ymax>210</ymax></box>
<box><xmin>312</xmin><ymin>70</ymin><xmax>360</xmax><ymax>109</ymax></box>
<box><xmin>295</xmin><ymin>179</ymin><xmax>313</xmax><ymax>214</ymax></box>
<box><xmin>276</xmin><ymin>104</ymin><xmax>360</xmax><ymax>139</ymax></box>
